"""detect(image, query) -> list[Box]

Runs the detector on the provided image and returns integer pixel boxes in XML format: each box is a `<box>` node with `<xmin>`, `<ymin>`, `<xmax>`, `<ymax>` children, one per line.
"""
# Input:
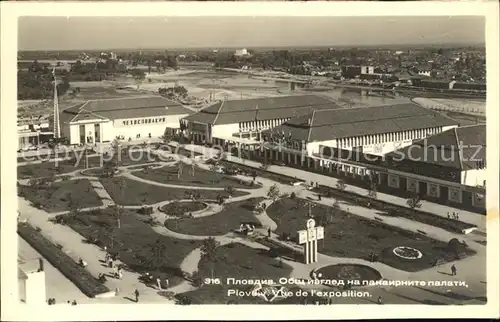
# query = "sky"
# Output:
<box><xmin>18</xmin><ymin>16</ymin><xmax>485</xmax><ymax>51</ymax></box>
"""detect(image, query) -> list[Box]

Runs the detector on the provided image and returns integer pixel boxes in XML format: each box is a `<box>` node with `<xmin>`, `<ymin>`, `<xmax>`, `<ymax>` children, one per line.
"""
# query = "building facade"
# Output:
<box><xmin>181</xmin><ymin>95</ymin><xmax>341</xmax><ymax>145</ymax></box>
<box><xmin>59</xmin><ymin>96</ymin><xmax>192</xmax><ymax>145</ymax></box>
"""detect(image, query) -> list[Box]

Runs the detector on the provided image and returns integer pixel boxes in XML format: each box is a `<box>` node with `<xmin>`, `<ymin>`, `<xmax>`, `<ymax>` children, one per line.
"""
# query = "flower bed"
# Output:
<box><xmin>159</xmin><ymin>201</ymin><xmax>208</xmax><ymax>217</ymax></box>
<box><xmin>393</xmin><ymin>246</ymin><xmax>423</xmax><ymax>260</ymax></box>
<box><xmin>17</xmin><ymin>223</ymin><xmax>110</xmax><ymax>298</ymax></box>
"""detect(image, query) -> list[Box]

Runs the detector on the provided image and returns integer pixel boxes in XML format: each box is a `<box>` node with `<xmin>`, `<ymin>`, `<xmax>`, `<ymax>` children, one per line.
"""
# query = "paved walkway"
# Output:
<box><xmin>17</xmin><ymin>144</ymin><xmax>487</xmax><ymax>305</ymax></box>
<box><xmin>18</xmin><ymin>198</ymin><xmax>175</xmax><ymax>304</ymax></box>
<box><xmin>175</xmin><ymin>143</ymin><xmax>486</xmax><ymax>231</ymax></box>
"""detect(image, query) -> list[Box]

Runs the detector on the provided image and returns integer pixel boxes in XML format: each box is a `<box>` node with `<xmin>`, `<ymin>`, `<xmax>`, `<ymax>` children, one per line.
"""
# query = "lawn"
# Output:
<box><xmin>266</xmin><ymin>197</ymin><xmax>475</xmax><ymax>272</ymax></box>
<box><xmin>18</xmin><ymin>148</ymin><xmax>159</xmax><ymax>179</ymax></box>
<box><xmin>18</xmin><ymin>178</ymin><xmax>102</xmax><ymax>213</ymax></box>
<box><xmin>18</xmin><ymin>222</ymin><xmax>110</xmax><ymax>297</ymax></box>
<box><xmin>312</xmin><ymin>185</ymin><xmax>476</xmax><ymax>234</ymax></box>
<box><xmin>180</xmin><ymin>243</ymin><xmax>293</xmax><ymax>304</ymax></box>
<box><xmin>164</xmin><ymin>198</ymin><xmax>265</xmax><ymax>236</ymax></box>
<box><xmin>132</xmin><ymin>164</ymin><xmax>260</xmax><ymax>189</ymax></box>
<box><xmin>62</xmin><ymin>207</ymin><xmax>202</xmax><ymax>288</ymax></box>
<box><xmin>99</xmin><ymin>177</ymin><xmax>249</xmax><ymax>206</ymax></box>
<box><xmin>159</xmin><ymin>201</ymin><xmax>208</xmax><ymax>217</ymax></box>
<box><xmin>18</xmin><ymin>158</ymin><xmax>88</xmax><ymax>179</ymax></box>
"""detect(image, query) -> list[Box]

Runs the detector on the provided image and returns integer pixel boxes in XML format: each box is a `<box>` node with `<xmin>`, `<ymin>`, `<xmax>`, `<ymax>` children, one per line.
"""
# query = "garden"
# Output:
<box><xmin>131</xmin><ymin>164</ymin><xmax>260</xmax><ymax>189</ymax></box>
<box><xmin>18</xmin><ymin>178</ymin><xmax>102</xmax><ymax>213</ymax></box>
<box><xmin>61</xmin><ymin>207</ymin><xmax>202</xmax><ymax>288</ymax></box>
<box><xmin>17</xmin><ymin>148</ymin><xmax>160</xmax><ymax>179</ymax></box>
<box><xmin>159</xmin><ymin>201</ymin><xmax>208</xmax><ymax>217</ymax></box>
<box><xmin>164</xmin><ymin>198</ymin><xmax>265</xmax><ymax>236</ymax></box>
<box><xmin>99</xmin><ymin>177</ymin><xmax>249</xmax><ymax>206</ymax></box>
<box><xmin>18</xmin><ymin>222</ymin><xmax>110</xmax><ymax>297</ymax></box>
<box><xmin>312</xmin><ymin>185</ymin><xmax>477</xmax><ymax>234</ymax></box>
<box><xmin>180</xmin><ymin>242</ymin><xmax>293</xmax><ymax>304</ymax></box>
<box><xmin>266</xmin><ymin>196</ymin><xmax>476</xmax><ymax>272</ymax></box>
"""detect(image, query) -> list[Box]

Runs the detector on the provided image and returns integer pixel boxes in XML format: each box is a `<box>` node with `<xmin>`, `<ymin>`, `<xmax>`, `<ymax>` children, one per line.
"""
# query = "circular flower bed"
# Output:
<box><xmin>80</xmin><ymin>167</ymin><xmax>122</xmax><ymax>177</ymax></box>
<box><xmin>392</xmin><ymin>246</ymin><xmax>423</xmax><ymax>260</ymax></box>
<box><xmin>315</xmin><ymin>264</ymin><xmax>382</xmax><ymax>286</ymax></box>
<box><xmin>159</xmin><ymin>201</ymin><xmax>208</xmax><ymax>217</ymax></box>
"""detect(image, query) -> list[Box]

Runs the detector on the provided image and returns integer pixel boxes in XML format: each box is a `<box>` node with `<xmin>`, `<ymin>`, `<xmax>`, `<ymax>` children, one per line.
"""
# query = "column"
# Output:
<box><xmin>305</xmin><ymin>238</ymin><xmax>310</xmax><ymax>264</ymax></box>
<box><xmin>313</xmin><ymin>238</ymin><xmax>318</xmax><ymax>262</ymax></box>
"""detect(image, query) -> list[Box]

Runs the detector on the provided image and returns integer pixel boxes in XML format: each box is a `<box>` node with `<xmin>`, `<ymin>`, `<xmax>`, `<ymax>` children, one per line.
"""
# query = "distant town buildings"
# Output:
<box><xmin>234</xmin><ymin>48</ymin><xmax>249</xmax><ymax>57</ymax></box>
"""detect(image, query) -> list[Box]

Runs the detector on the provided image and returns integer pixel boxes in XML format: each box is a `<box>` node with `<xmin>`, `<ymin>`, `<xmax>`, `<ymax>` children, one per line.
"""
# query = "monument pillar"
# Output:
<box><xmin>298</xmin><ymin>219</ymin><xmax>324</xmax><ymax>265</ymax></box>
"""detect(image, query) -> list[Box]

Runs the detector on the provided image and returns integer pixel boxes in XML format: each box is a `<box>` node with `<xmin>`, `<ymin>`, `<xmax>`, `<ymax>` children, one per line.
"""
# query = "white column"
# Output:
<box><xmin>313</xmin><ymin>238</ymin><xmax>318</xmax><ymax>262</ymax></box>
<box><xmin>304</xmin><ymin>241</ymin><xmax>310</xmax><ymax>264</ymax></box>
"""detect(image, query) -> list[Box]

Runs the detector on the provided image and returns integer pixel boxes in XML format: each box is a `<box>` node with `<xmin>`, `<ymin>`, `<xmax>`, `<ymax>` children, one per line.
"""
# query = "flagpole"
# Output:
<box><xmin>52</xmin><ymin>67</ymin><xmax>61</xmax><ymax>140</ymax></box>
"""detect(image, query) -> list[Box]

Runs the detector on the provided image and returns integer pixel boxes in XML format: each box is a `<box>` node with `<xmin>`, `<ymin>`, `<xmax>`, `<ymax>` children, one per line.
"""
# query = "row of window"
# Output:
<box><xmin>238</xmin><ymin>118</ymin><xmax>291</xmax><ymax>132</ymax></box>
<box><xmin>338</xmin><ymin>127</ymin><xmax>441</xmax><ymax>148</ymax></box>
<box><xmin>122</xmin><ymin>118</ymin><xmax>167</xmax><ymax>126</ymax></box>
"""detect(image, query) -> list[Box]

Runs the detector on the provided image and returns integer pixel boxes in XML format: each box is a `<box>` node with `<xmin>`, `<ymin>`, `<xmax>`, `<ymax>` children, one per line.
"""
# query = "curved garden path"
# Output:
<box><xmin>17</xmin><ymin>146</ymin><xmax>487</xmax><ymax>304</ymax></box>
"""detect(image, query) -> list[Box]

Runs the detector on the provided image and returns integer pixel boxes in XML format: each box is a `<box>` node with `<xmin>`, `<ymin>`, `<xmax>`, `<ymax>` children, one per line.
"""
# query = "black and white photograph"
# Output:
<box><xmin>1</xmin><ymin>2</ymin><xmax>499</xmax><ymax>321</ymax></box>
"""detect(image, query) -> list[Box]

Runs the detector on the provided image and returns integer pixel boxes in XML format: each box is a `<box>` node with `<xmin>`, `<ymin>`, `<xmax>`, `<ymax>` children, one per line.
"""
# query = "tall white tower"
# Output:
<box><xmin>52</xmin><ymin>68</ymin><xmax>61</xmax><ymax>139</ymax></box>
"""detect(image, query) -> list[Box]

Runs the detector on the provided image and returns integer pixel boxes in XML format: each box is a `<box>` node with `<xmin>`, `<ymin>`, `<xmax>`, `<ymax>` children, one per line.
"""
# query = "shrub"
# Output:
<box><xmin>176</xmin><ymin>294</ymin><xmax>193</xmax><ymax>305</ymax></box>
<box><xmin>191</xmin><ymin>270</ymin><xmax>203</xmax><ymax>287</ymax></box>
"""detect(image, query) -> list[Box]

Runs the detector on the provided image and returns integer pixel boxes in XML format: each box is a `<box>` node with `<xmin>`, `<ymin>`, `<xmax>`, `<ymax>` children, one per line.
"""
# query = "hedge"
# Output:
<box><xmin>17</xmin><ymin>223</ymin><xmax>110</xmax><ymax>298</ymax></box>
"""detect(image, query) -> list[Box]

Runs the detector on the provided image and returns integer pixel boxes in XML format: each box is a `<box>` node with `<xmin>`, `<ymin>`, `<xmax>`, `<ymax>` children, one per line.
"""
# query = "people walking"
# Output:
<box><xmin>267</xmin><ymin>227</ymin><xmax>271</xmax><ymax>238</ymax></box>
<box><xmin>451</xmin><ymin>264</ymin><xmax>457</xmax><ymax>276</ymax></box>
<box><xmin>118</xmin><ymin>268</ymin><xmax>123</xmax><ymax>280</ymax></box>
<box><xmin>164</xmin><ymin>279</ymin><xmax>169</xmax><ymax>289</ymax></box>
<box><xmin>156</xmin><ymin>277</ymin><xmax>162</xmax><ymax>290</ymax></box>
<box><xmin>377</xmin><ymin>296</ymin><xmax>383</xmax><ymax>304</ymax></box>
<box><xmin>134</xmin><ymin>289</ymin><xmax>140</xmax><ymax>303</ymax></box>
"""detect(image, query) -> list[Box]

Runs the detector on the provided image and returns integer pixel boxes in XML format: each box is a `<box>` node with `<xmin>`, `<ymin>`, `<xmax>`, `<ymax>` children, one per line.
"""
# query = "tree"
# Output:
<box><xmin>406</xmin><ymin>194</ymin><xmax>422</xmax><ymax>214</ymax></box>
<box><xmin>224</xmin><ymin>185</ymin><xmax>235</xmax><ymax>196</ymax></box>
<box><xmin>336</xmin><ymin>180</ymin><xmax>346</xmax><ymax>191</ymax></box>
<box><xmin>315</xmin><ymin>211</ymin><xmax>329</xmax><ymax>227</ymax></box>
<box><xmin>111</xmin><ymin>205</ymin><xmax>124</xmax><ymax>229</ymax></box>
<box><xmin>190</xmin><ymin>159</ymin><xmax>196</xmax><ymax>177</ymax></box>
<box><xmin>106</xmin><ymin>224</ymin><xmax>116</xmax><ymax>249</ymax></box>
<box><xmin>160</xmin><ymin>132</ymin><xmax>172</xmax><ymax>145</ymax></box>
<box><xmin>67</xmin><ymin>194</ymin><xmax>81</xmax><ymax>218</ymax></box>
<box><xmin>118</xmin><ymin>179</ymin><xmax>127</xmax><ymax>204</ymax></box>
<box><xmin>201</xmin><ymin>237</ymin><xmax>220</xmax><ymax>278</ymax></box>
<box><xmin>149</xmin><ymin>238</ymin><xmax>167</xmax><ymax>271</ymax></box>
<box><xmin>177</xmin><ymin>161</ymin><xmax>184</xmax><ymax>179</ymax></box>
<box><xmin>251</xmin><ymin>171</ymin><xmax>257</xmax><ymax>182</ymax></box>
<box><xmin>367</xmin><ymin>182</ymin><xmax>377</xmax><ymax>204</ymax></box>
<box><xmin>267</xmin><ymin>184</ymin><xmax>280</xmax><ymax>201</ymax></box>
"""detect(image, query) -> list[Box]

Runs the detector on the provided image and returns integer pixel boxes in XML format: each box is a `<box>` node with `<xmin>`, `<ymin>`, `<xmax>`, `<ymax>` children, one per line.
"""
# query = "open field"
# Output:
<box><xmin>62</xmin><ymin>207</ymin><xmax>202</xmax><ymax>288</ymax></box>
<box><xmin>99</xmin><ymin>177</ymin><xmax>249</xmax><ymax>206</ymax></box>
<box><xmin>164</xmin><ymin>197</ymin><xmax>265</xmax><ymax>236</ymax></box>
<box><xmin>19</xmin><ymin>179</ymin><xmax>102</xmax><ymax>213</ymax></box>
<box><xmin>132</xmin><ymin>164</ymin><xmax>260</xmax><ymax>189</ymax></box>
<box><xmin>180</xmin><ymin>243</ymin><xmax>293</xmax><ymax>304</ymax></box>
<box><xmin>267</xmin><ymin>197</ymin><xmax>475</xmax><ymax>272</ymax></box>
